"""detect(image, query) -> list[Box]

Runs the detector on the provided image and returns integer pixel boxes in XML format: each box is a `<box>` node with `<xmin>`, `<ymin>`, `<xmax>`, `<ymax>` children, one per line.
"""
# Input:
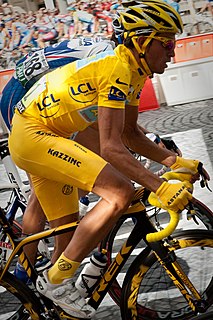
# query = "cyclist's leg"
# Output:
<box><xmin>29</xmin><ymin>149</ymin><xmax>134</xmax><ymax>270</ymax></box>
<box><xmin>20</xmin><ymin>127</ymin><xmax>100</xmax><ymax>267</ymax></box>
<box><xmin>49</xmin><ymin>212</ymin><xmax>79</xmax><ymax>264</ymax></box>
<box><xmin>0</xmin><ymin>79</ymin><xmax>48</xmax><ymax>266</ymax></box>
<box><xmin>25</xmin><ymin>126</ymin><xmax>101</xmax><ymax>263</ymax></box>
<box><xmin>9</xmin><ymin>114</ymin><xmax>135</xmax><ymax>277</ymax></box>
<box><xmin>63</xmin><ymin>163</ymin><xmax>134</xmax><ymax>263</ymax></box>
<box><xmin>9</xmin><ymin>114</ymin><xmax>135</xmax><ymax>317</ymax></box>
<box><xmin>21</xmin><ymin>187</ymin><xmax>46</xmax><ymax>263</ymax></box>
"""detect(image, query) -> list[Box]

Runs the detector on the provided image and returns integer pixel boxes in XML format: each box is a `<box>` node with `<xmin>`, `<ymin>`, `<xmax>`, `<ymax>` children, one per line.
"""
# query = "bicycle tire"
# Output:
<box><xmin>0</xmin><ymin>271</ymin><xmax>44</xmax><ymax>320</ymax></box>
<box><xmin>100</xmin><ymin>199</ymin><xmax>213</xmax><ymax>306</ymax></box>
<box><xmin>0</xmin><ymin>220</ymin><xmax>52</xmax><ymax>320</ymax></box>
<box><xmin>0</xmin><ymin>220</ymin><xmax>22</xmax><ymax>276</ymax></box>
<box><xmin>120</xmin><ymin>229</ymin><xmax>213</xmax><ymax>320</ymax></box>
<box><xmin>0</xmin><ymin>219</ymin><xmax>22</xmax><ymax>241</ymax></box>
<box><xmin>12</xmin><ymin>219</ymin><xmax>22</xmax><ymax>236</ymax></box>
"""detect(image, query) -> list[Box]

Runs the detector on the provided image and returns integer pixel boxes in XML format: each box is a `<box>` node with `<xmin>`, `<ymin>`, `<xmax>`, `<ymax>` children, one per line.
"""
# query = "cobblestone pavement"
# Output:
<box><xmin>0</xmin><ymin>99</ymin><xmax>213</xmax><ymax>320</ymax></box>
<box><xmin>138</xmin><ymin>99</ymin><xmax>213</xmax><ymax>166</ymax></box>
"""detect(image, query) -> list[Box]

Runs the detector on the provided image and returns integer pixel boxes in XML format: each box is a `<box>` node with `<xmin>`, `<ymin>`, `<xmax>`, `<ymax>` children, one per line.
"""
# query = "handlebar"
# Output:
<box><xmin>146</xmin><ymin>171</ymin><xmax>193</xmax><ymax>242</ymax></box>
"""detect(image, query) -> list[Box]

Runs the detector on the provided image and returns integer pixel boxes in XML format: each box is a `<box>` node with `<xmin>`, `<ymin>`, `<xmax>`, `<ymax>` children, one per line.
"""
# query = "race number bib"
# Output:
<box><xmin>16</xmin><ymin>50</ymin><xmax>49</xmax><ymax>87</ymax></box>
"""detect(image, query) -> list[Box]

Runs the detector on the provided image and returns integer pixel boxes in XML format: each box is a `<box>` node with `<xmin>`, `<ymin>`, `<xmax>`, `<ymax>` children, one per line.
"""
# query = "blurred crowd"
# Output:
<box><xmin>0</xmin><ymin>0</ymin><xmax>123</xmax><ymax>55</ymax></box>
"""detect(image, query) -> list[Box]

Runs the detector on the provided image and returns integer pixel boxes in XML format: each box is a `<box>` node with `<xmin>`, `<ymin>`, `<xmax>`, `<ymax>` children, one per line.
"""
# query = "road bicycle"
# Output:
<box><xmin>1</xmin><ymin>134</ymin><xmax>213</xmax><ymax>318</ymax></box>
<box><xmin>0</xmin><ymin>135</ymin><xmax>30</xmax><ymax>204</ymax></box>
<box><xmin>0</xmin><ymin>136</ymin><xmax>51</xmax><ymax>259</ymax></box>
<box><xmin>0</xmin><ymin>171</ymin><xmax>213</xmax><ymax>320</ymax></box>
<box><xmin>0</xmin><ymin>135</ymin><xmax>29</xmax><ymax>237</ymax></box>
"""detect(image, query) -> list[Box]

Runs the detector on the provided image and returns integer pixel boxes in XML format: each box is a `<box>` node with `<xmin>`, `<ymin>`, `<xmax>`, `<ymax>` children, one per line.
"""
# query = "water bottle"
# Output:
<box><xmin>80</xmin><ymin>196</ymin><xmax>90</xmax><ymax>206</ymax></box>
<box><xmin>14</xmin><ymin>262</ymin><xmax>32</xmax><ymax>285</ymax></box>
<box><xmin>79</xmin><ymin>196</ymin><xmax>90</xmax><ymax>218</ymax></box>
<box><xmin>75</xmin><ymin>250</ymin><xmax>107</xmax><ymax>298</ymax></box>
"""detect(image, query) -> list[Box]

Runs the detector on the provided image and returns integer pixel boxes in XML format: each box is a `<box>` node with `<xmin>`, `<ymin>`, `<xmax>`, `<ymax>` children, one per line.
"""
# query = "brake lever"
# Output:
<box><xmin>198</xmin><ymin>162</ymin><xmax>212</xmax><ymax>192</ymax></box>
<box><xmin>186</xmin><ymin>203</ymin><xmax>199</xmax><ymax>225</ymax></box>
<box><xmin>200</xmin><ymin>177</ymin><xmax>212</xmax><ymax>191</ymax></box>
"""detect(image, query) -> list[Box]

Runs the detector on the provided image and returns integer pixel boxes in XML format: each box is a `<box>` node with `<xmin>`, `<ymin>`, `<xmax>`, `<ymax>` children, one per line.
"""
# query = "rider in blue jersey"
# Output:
<box><xmin>0</xmin><ymin>38</ymin><xmax>115</xmax><ymax>129</ymax></box>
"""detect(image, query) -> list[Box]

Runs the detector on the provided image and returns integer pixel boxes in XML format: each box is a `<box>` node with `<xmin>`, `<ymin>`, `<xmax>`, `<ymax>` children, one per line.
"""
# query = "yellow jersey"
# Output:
<box><xmin>15</xmin><ymin>44</ymin><xmax>147</xmax><ymax>137</ymax></box>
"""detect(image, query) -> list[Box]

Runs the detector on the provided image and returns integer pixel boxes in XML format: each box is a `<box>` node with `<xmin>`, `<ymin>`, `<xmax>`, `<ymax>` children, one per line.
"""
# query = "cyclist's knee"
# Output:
<box><xmin>94</xmin><ymin>164</ymin><xmax>135</xmax><ymax>213</ymax></box>
<box><xmin>112</xmin><ymin>181</ymin><xmax>134</xmax><ymax>213</ymax></box>
<box><xmin>100</xmin><ymin>180</ymin><xmax>134</xmax><ymax>216</ymax></box>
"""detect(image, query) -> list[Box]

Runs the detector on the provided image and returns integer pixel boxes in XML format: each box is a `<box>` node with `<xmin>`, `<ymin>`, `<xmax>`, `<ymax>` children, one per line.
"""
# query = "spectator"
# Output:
<box><xmin>19</xmin><ymin>16</ymin><xmax>39</xmax><ymax>52</ymax></box>
<box><xmin>110</xmin><ymin>0</ymin><xmax>123</xmax><ymax>14</ymax></box>
<box><xmin>1</xmin><ymin>2</ymin><xmax>14</xmax><ymax>15</ymax></box>
<box><xmin>66</xmin><ymin>6</ymin><xmax>80</xmax><ymax>38</ymax></box>
<box><xmin>0</xmin><ymin>21</ymin><xmax>10</xmax><ymax>52</ymax></box>
<box><xmin>4</xmin><ymin>15</ymin><xmax>20</xmax><ymax>50</ymax></box>
<box><xmin>163</xmin><ymin>0</ymin><xmax>181</xmax><ymax>13</ymax></box>
<box><xmin>199</xmin><ymin>0</ymin><xmax>213</xmax><ymax>15</ymax></box>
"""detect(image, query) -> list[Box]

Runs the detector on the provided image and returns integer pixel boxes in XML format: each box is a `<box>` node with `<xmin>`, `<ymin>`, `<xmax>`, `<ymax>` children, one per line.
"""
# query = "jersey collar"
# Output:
<box><xmin>114</xmin><ymin>44</ymin><xmax>148</xmax><ymax>77</ymax></box>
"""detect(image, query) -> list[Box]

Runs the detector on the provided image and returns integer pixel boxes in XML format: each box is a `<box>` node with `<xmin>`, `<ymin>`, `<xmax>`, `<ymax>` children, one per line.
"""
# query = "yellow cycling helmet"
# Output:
<box><xmin>117</xmin><ymin>1</ymin><xmax>183</xmax><ymax>77</ymax></box>
<box><xmin>120</xmin><ymin>0</ymin><xmax>183</xmax><ymax>36</ymax></box>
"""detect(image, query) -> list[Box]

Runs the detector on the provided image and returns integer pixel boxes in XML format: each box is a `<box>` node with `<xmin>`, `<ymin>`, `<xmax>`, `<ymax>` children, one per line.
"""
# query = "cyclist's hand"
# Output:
<box><xmin>162</xmin><ymin>171</ymin><xmax>194</xmax><ymax>192</ymax></box>
<box><xmin>171</xmin><ymin>156</ymin><xmax>209</xmax><ymax>178</ymax></box>
<box><xmin>171</xmin><ymin>157</ymin><xmax>211</xmax><ymax>190</ymax></box>
<box><xmin>155</xmin><ymin>181</ymin><xmax>192</xmax><ymax>212</ymax></box>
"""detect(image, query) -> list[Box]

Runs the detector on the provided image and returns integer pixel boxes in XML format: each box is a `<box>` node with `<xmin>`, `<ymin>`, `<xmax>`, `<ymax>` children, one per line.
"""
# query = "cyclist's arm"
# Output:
<box><xmin>98</xmin><ymin>106</ymin><xmax>195</xmax><ymax>212</ymax></box>
<box><xmin>98</xmin><ymin>105</ymin><xmax>167</xmax><ymax>192</ymax></box>
<box><xmin>122</xmin><ymin>104</ymin><xmax>209</xmax><ymax>180</ymax></box>
<box><xmin>137</xmin><ymin>124</ymin><xmax>182</xmax><ymax>155</ymax></box>
<box><xmin>121</xmin><ymin>104</ymin><xmax>176</xmax><ymax>166</ymax></box>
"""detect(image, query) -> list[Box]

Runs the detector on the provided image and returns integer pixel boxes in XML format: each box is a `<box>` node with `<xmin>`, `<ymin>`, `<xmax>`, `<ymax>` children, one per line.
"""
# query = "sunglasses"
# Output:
<box><xmin>144</xmin><ymin>35</ymin><xmax>176</xmax><ymax>51</ymax></box>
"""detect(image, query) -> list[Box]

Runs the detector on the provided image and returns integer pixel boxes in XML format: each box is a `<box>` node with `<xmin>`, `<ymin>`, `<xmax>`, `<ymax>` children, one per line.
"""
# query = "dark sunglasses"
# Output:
<box><xmin>144</xmin><ymin>35</ymin><xmax>176</xmax><ymax>51</ymax></box>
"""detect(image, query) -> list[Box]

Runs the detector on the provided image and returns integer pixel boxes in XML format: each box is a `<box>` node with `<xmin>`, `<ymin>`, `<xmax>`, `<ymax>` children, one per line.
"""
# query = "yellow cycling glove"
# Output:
<box><xmin>170</xmin><ymin>156</ymin><xmax>200</xmax><ymax>174</ymax></box>
<box><xmin>155</xmin><ymin>181</ymin><xmax>192</xmax><ymax>212</ymax></box>
<box><xmin>162</xmin><ymin>172</ymin><xmax>194</xmax><ymax>192</ymax></box>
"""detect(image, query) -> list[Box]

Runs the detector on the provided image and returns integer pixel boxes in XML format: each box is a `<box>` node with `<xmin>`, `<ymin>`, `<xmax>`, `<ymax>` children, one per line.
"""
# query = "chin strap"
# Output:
<box><xmin>131</xmin><ymin>31</ymin><xmax>157</xmax><ymax>78</ymax></box>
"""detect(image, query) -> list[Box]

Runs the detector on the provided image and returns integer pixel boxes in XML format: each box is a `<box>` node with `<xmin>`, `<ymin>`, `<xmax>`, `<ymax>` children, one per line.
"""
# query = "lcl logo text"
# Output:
<box><xmin>70</xmin><ymin>83</ymin><xmax>96</xmax><ymax>95</ymax></box>
<box><xmin>37</xmin><ymin>94</ymin><xmax>60</xmax><ymax>111</ymax></box>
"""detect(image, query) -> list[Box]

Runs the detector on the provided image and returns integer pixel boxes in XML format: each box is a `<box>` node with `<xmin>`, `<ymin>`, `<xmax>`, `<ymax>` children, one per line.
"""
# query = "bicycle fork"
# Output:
<box><xmin>151</xmin><ymin>241</ymin><xmax>208</xmax><ymax>314</ymax></box>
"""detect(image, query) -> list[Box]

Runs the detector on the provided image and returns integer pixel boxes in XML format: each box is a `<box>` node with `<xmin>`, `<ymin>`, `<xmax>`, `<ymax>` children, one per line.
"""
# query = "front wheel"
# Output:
<box><xmin>120</xmin><ymin>230</ymin><xmax>213</xmax><ymax>320</ymax></box>
<box><xmin>100</xmin><ymin>199</ymin><xmax>213</xmax><ymax>307</ymax></box>
<box><xmin>0</xmin><ymin>272</ymin><xmax>44</xmax><ymax>319</ymax></box>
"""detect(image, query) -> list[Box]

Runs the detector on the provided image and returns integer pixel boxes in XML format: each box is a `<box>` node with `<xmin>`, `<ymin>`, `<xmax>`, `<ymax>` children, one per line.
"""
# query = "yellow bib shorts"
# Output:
<box><xmin>9</xmin><ymin>113</ymin><xmax>107</xmax><ymax>221</ymax></box>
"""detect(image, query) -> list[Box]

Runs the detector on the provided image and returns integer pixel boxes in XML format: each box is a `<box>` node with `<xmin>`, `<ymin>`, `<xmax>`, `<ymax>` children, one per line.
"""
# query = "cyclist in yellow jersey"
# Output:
<box><xmin>9</xmin><ymin>1</ymin><xmax>210</xmax><ymax>318</ymax></box>
<box><xmin>15</xmin><ymin>47</ymin><xmax>145</xmax><ymax>134</ymax></box>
